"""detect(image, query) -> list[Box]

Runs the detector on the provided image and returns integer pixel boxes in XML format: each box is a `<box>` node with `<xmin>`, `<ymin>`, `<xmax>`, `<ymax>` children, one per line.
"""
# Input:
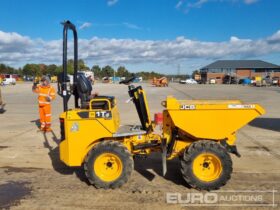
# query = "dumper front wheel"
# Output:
<box><xmin>180</xmin><ymin>140</ymin><xmax>232</xmax><ymax>190</ymax></box>
<box><xmin>84</xmin><ymin>141</ymin><xmax>133</xmax><ymax>189</ymax></box>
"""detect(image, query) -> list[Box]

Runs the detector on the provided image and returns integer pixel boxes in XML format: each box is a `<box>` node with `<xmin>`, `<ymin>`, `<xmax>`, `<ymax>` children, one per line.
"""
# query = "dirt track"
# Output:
<box><xmin>0</xmin><ymin>83</ymin><xmax>279</xmax><ymax>209</ymax></box>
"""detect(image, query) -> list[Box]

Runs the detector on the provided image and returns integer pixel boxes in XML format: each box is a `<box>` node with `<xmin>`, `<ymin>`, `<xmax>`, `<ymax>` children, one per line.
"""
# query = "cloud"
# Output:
<box><xmin>175</xmin><ymin>0</ymin><xmax>184</xmax><ymax>9</ymax></box>
<box><xmin>107</xmin><ymin>0</ymin><xmax>118</xmax><ymax>6</ymax></box>
<box><xmin>122</xmin><ymin>22</ymin><xmax>141</xmax><ymax>30</ymax></box>
<box><xmin>79</xmin><ymin>22</ymin><xmax>92</xmax><ymax>30</ymax></box>
<box><xmin>94</xmin><ymin>22</ymin><xmax>142</xmax><ymax>30</ymax></box>
<box><xmin>0</xmin><ymin>31</ymin><xmax>32</xmax><ymax>51</ymax></box>
<box><xmin>176</xmin><ymin>0</ymin><xmax>260</xmax><ymax>13</ymax></box>
<box><xmin>0</xmin><ymin>29</ymin><xmax>280</xmax><ymax>68</ymax></box>
<box><xmin>244</xmin><ymin>0</ymin><xmax>259</xmax><ymax>4</ymax></box>
<box><xmin>188</xmin><ymin>0</ymin><xmax>209</xmax><ymax>9</ymax></box>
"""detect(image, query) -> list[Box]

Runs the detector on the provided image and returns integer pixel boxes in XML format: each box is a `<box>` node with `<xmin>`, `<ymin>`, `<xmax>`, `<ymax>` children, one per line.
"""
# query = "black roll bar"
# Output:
<box><xmin>61</xmin><ymin>20</ymin><xmax>79</xmax><ymax>111</ymax></box>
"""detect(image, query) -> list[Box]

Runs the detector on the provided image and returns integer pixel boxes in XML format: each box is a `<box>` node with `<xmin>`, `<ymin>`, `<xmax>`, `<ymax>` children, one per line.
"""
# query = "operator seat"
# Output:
<box><xmin>76</xmin><ymin>73</ymin><xmax>115</xmax><ymax>109</ymax></box>
<box><xmin>76</xmin><ymin>73</ymin><xmax>92</xmax><ymax>109</ymax></box>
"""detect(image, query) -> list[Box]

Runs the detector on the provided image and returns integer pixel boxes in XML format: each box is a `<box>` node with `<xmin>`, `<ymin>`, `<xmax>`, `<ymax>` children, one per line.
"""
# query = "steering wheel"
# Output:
<box><xmin>119</xmin><ymin>74</ymin><xmax>136</xmax><ymax>85</ymax></box>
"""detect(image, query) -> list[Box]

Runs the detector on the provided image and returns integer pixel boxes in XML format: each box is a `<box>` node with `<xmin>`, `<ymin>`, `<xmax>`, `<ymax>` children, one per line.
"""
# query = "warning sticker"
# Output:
<box><xmin>228</xmin><ymin>104</ymin><xmax>255</xmax><ymax>109</ymax></box>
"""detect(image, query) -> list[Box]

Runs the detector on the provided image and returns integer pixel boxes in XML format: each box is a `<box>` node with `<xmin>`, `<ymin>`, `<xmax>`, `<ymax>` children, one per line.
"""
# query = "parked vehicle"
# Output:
<box><xmin>186</xmin><ymin>79</ymin><xmax>198</xmax><ymax>84</ymax></box>
<box><xmin>2</xmin><ymin>77</ymin><xmax>16</xmax><ymax>85</ymax></box>
<box><xmin>24</xmin><ymin>76</ymin><xmax>34</xmax><ymax>81</ymax></box>
<box><xmin>179</xmin><ymin>79</ymin><xmax>187</xmax><ymax>84</ymax></box>
<box><xmin>133</xmin><ymin>77</ymin><xmax>143</xmax><ymax>83</ymax></box>
<box><xmin>102</xmin><ymin>77</ymin><xmax>111</xmax><ymax>83</ymax></box>
<box><xmin>239</xmin><ymin>78</ymin><xmax>251</xmax><ymax>85</ymax></box>
<box><xmin>110</xmin><ymin>77</ymin><xmax>121</xmax><ymax>83</ymax></box>
<box><xmin>223</xmin><ymin>75</ymin><xmax>237</xmax><ymax>84</ymax></box>
<box><xmin>272</xmin><ymin>77</ymin><xmax>279</xmax><ymax>86</ymax></box>
<box><xmin>209</xmin><ymin>79</ymin><xmax>216</xmax><ymax>84</ymax></box>
<box><xmin>50</xmin><ymin>76</ymin><xmax>57</xmax><ymax>83</ymax></box>
<box><xmin>262</xmin><ymin>76</ymin><xmax>272</xmax><ymax>86</ymax></box>
<box><xmin>180</xmin><ymin>78</ymin><xmax>197</xmax><ymax>84</ymax></box>
<box><xmin>251</xmin><ymin>76</ymin><xmax>262</xmax><ymax>86</ymax></box>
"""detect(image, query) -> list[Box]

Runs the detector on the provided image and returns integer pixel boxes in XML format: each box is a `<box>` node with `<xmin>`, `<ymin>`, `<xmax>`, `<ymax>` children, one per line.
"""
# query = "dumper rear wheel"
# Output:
<box><xmin>84</xmin><ymin>141</ymin><xmax>133</xmax><ymax>189</ymax></box>
<box><xmin>180</xmin><ymin>140</ymin><xmax>232</xmax><ymax>190</ymax></box>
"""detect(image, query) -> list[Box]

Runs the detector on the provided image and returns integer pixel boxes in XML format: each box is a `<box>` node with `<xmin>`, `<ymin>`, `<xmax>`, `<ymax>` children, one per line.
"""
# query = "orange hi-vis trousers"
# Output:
<box><xmin>39</xmin><ymin>104</ymin><xmax>51</xmax><ymax>129</ymax></box>
<box><xmin>33</xmin><ymin>84</ymin><xmax>56</xmax><ymax>130</ymax></box>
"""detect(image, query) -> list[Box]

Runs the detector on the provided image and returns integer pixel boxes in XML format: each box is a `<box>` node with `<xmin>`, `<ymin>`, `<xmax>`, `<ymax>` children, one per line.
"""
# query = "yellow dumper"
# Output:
<box><xmin>58</xmin><ymin>21</ymin><xmax>265</xmax><ymax>191</ymax></box>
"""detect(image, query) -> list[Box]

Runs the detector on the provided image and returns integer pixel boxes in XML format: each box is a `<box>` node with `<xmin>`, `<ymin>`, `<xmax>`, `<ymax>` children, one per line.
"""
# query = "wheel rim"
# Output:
<box><xmin>94</xmin><ymin>153</ymin><xmax>123</xmax><ymax>182</ymax></box>
<box><xmin>192</xmin><ymin>153</ymin><xmax>222</xmax><ymax>182</ymax></box>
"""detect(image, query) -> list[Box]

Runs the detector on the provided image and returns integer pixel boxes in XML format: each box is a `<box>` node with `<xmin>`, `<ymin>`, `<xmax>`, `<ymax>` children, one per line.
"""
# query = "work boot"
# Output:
<box><xmin>37</xmin><ymin>127</ymin><xmax>45</xmax><ymax>132</ymax></box>
<box><xmin>45</xmin><ymin>127</ymin><xmax>52</xmax><ymax>132</ymax></box>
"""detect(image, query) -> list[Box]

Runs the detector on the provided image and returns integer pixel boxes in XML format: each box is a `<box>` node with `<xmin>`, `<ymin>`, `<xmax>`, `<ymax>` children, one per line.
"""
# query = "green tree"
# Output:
<box><xmin>54</xmin><ymin>65</ymin><xmax>63</xmax><ymax>76</ymax></box>
<box><xmin>66</xmin><ymin>59</ymin><xmax>74</xmax><ymax>74</ymax></box>
<box><xmin>0</xmin><ymin>64</ymin><xmax>16</xmax><ymax>74</ymax></box>
<box><xmin>39</xmin><ymin>64</ymin><xmax>47</xmax><ymax>75</ymax></box>
<box><xmin>0</xmin><ymin>64</ymin><xmax>6</xmax><ymax>74</ymax></box>
<box><xmin>78</xmin><ymin>59</ymin><xmax>89</xmax><ymax>70</ymax></box>
<box><xmin>101</xmin><ymin>65</ymin><xmax>114</xmax><ymax>77</ymax></box>
<box><xmin>136</xmin><ymin>71</ymin><xmax>164</xmax><ymax>80</ymax></box>
<box><xmin>32</xmin><ymin>64</ymin><xmax>41</xmax><ymax>76</ymax></box>
<box><xmin>22</xmin><ymin>64</ymin><xmax>40</xmax><ymax>76</ymax></box>
<box><xmin>91</xmin><ymin>65</ymin><xmax>101</xmax><ymax>78</ymax></box>
<box><xmin>17</xmin><ymin>68</ymin><xmax>23</xmax><ymax>76</ymax></box>
<box><xmin>116</xmin><ymin>66</ymin><xmax>131</xmax><ymax>77</ymax></box>
<box><xmin>46</xmin><ymin>64</ymin><xmax>57</xmax><ymax>76</ymax></box>
<box><xmin>22</xmin><ymin>64</ymin><xmax>32</xmax><ymax>76</ymax></box>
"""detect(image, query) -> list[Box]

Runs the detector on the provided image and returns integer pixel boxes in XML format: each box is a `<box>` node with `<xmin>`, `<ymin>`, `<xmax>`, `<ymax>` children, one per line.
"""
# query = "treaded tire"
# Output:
<box><xmin>180</xmin><ymin>140</ymin><xmax>232</xmax><ymax>191</ymax></box>
<box><xmin>84</xmin><ymin>141</ymin><xmax>133</xmax><ymax>189</ymax></box>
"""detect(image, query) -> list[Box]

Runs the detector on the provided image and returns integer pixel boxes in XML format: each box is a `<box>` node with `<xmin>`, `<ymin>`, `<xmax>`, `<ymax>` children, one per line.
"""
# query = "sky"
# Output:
<box><xmin>0</xmin><ymin>0</ymin><xmax>280</xmax><ymax>74</ymax></box>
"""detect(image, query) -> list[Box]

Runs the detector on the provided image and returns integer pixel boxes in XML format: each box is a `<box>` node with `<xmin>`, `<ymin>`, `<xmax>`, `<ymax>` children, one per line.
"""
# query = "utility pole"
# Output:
<box><xmin>113</xmin><ymin>69</ymin><xmax>115</xmax><ymax>84</ymax></box>
<box><xmin>177</xmin><ymin>64</ymin><xmax>181</xmax><ymax>78</ymax></box>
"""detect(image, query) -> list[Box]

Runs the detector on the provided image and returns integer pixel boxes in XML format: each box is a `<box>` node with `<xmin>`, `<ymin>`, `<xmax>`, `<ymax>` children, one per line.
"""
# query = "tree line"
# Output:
<box><xmin>0</xmin><ymin>59</ymin><xmax>165</xmax><ymax>80</ymax></box>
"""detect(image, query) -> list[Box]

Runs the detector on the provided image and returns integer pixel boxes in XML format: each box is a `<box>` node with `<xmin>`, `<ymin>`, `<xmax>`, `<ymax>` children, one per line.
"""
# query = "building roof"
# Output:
<box><xmin>201</xmin><ymin>60</ymin><xmax>280</xmax><ymax>69</ymax></box>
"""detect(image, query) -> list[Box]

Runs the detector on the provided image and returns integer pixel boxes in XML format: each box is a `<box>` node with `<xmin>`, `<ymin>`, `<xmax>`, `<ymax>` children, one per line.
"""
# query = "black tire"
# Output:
<box><xmin>84</xmin><ymin>141</ymin><xmax>133</xmax><ymax>189</ymax></box>
<box><xmin>180</xmin><ymin>140</ymin><xmax>232</xmax><ymax>191</ymax></box>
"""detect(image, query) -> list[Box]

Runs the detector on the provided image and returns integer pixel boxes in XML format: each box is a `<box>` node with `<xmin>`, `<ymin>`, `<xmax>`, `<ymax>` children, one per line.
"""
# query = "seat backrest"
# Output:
<box><xmin>128</xmin><ymin>86</ymin><xmax>152</xmax><ymax>132</ymax></box>
<box><xmin>77</xmin><ymin>73</ymin><xmax>92</xmax><ymax>108</ymax></box>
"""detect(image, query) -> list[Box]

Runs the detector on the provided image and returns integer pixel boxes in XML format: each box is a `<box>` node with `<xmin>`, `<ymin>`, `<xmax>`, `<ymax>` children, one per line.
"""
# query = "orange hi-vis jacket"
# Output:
<box><xmin>33</xmin><ymin>85</ymin><xmax>56</xmax><ymax>105</ymax></box>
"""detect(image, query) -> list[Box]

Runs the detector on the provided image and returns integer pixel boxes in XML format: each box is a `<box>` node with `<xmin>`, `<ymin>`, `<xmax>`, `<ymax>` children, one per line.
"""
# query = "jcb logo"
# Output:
<box><xmin>180</xmin><ymin>105</ymin><xmax>196</xmax><ymax>110</ymax></box>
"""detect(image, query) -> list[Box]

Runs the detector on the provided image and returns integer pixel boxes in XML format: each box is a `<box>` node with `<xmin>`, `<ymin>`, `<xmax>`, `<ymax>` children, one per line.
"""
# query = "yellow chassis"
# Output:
<box><xmin>60</xmin><ymin>89</ymin><xmax>265</xmax><ymax>167</ymax></box>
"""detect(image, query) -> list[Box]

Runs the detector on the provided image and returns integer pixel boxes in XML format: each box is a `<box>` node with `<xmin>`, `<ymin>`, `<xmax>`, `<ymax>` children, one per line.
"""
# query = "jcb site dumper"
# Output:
<box><xmin>58</xmin><ymin>21</ymin><xmax>265</xmax><ymax>190</ymax></box>
<box><xmin>152</xmin><ymin>77</ymin><xmax>168</xmax><ymax>87</ymax></box>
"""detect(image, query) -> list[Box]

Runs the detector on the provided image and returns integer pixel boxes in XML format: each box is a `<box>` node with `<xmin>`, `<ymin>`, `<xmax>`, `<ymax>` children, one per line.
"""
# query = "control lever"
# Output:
<box><xmin>126</xmin><ymin>97</ymin><xmax>133</xmax><ymax>103</ymax></box>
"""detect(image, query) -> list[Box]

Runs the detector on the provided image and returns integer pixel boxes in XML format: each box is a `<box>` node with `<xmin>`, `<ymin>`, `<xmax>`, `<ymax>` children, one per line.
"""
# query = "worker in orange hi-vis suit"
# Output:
<box><xmin>32</xmin><ymin>76</ymin><xmax>56</xmax><ymax>132</ymax></box>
